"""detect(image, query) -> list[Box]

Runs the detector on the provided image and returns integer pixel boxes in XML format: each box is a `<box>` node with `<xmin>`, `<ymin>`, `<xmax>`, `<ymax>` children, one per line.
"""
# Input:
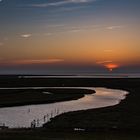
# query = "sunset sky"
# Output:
<box><xmin>0</xmin><ymin>0</ymin><xmax>140</xmax><ymax>74</ymax></box>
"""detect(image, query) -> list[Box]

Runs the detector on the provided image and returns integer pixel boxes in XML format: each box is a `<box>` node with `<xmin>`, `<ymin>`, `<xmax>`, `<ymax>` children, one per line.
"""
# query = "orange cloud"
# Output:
<box><xmin>96</xmin><ymin>61</ymin><xmax>119</xmax><ymax>71</ymax></box>
<box><xmin>96</xmin><ymin>60</ymin><xmax>113</xmax><ymax>64</ymax></box>
<box><xmin>0</xmin><ymin>59</ymin><xmax>64</xmax><ymax>65</ymax></box>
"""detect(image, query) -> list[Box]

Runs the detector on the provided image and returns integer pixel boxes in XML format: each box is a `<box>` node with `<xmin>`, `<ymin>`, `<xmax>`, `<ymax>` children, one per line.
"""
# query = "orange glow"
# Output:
<box><xmin>0</xmin><ymin>59</ymin><xmax>64</xmax><ymax>66</ymax></box>
<box><xmin>104</xmin><ymin>63</ymin><xmax>119</xmax><ymax>72</ymax></box>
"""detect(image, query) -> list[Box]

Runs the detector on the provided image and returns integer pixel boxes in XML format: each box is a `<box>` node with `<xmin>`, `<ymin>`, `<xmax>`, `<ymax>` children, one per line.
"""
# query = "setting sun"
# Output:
<box><xmin>0</xmin><ymin>1</ymin><xmax>140</xmax><ymax>138</ymax></box>
<box><xmin>0</xmin><ymin>0</ymin><xmax>139</xmax><ymax>74</ymax></box>
<box><xmin>104</xmin><ymin>63</ymin><xmax>119</xmax><ymax>72</ymax></box>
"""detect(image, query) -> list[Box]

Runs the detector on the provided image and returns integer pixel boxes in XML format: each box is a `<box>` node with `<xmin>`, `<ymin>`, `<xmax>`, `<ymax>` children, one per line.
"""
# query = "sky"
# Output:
<box><xmin>0</xmin><ymin>0</ymin><xmax>140</xmax><ymax>74</ymax></box>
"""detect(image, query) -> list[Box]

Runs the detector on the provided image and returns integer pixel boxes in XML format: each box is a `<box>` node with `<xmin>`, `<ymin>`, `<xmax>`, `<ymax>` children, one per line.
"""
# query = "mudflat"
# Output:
<box><xmin>0</xmin><ymin>76</ymin><xmax>139</xmax><ymax>139</ymax></box>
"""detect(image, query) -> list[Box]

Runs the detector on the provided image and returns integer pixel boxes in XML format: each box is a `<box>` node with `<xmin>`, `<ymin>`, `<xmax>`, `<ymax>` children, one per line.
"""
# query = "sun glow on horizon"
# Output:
<box><xmin>0</xmin><ymin>0</ymin><xmax>139</xmax><ymax>73</ymax></box>
<box><xmin>104</xmin><ymin>63</ymin><xmax>119</xmax><ymax>72</ymax></box>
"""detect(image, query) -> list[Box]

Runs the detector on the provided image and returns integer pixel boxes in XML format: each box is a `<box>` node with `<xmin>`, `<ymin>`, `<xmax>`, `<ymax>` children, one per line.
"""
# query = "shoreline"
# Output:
<box><xmin>0</xmin><ymin>87</ymin><xmax>127</xmax><ymax>128</ymax></box>
<box><xmin>0</xmin><ymin>77</ymin><xmax>139</xmax><ymax>139</ymax></box>
<box><xmin>44</xmin><ymin>87</ymin><xmax>138</xmax><ymax>132</ymax></box>
<box><xmin>0</xmin><ymin>88</ymin><xmax>94</xmax><ymax>108</ymax></box>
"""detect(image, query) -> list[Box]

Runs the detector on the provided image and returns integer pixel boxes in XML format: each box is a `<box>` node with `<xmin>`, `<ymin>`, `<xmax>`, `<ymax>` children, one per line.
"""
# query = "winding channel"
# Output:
<box><xmin>0</xmin><ymin>87</ymin><xmax>128</xmax><ymax>128</ymax></box>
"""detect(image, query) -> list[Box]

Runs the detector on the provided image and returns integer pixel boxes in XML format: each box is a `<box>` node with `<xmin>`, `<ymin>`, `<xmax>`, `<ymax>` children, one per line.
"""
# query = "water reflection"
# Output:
<box><xmin>0</xmin><ymin>87</ymin><xmax>128</xmax><ymax>128</ymax></box>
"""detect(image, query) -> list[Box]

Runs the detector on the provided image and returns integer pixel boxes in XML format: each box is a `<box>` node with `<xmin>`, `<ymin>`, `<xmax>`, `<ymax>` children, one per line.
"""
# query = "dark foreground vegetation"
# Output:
<box><xmin>0</xmin><ymin>75</ymin><xmax>140</xmax><ymax>139</ymax></box>
<box><xmin>0</xmin><ymin>128</ymin><xmax>140</xmax><ymax>140</ymax></box>
<box><xmin>44</xmin><ymin>78</ymin><xmax>140</xmax><ymax>132</ymax></box>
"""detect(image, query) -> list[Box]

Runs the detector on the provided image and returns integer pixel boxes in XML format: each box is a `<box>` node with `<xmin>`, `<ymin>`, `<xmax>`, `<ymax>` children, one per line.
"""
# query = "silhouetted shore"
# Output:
<box><xmin>0</xmin><ymin>76</ymin><xmax>139</xmax><ymax>139</ymax></box>
<box><xmin>43</xmin><ymin>78</ymin><xmax>140</xmax><ymax>132</ymax></box>
<box><xmin>0</xmin><ymin>88</ymin><xmax>93</xmax><ymax>108</ymax></box>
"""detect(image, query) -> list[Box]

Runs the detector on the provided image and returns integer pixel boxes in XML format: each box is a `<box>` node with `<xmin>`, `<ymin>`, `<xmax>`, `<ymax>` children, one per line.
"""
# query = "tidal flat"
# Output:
<box><xmin>0</xmin><ymin>76</ymin><xmax>139</xmax><ymax>139</ymax></box>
